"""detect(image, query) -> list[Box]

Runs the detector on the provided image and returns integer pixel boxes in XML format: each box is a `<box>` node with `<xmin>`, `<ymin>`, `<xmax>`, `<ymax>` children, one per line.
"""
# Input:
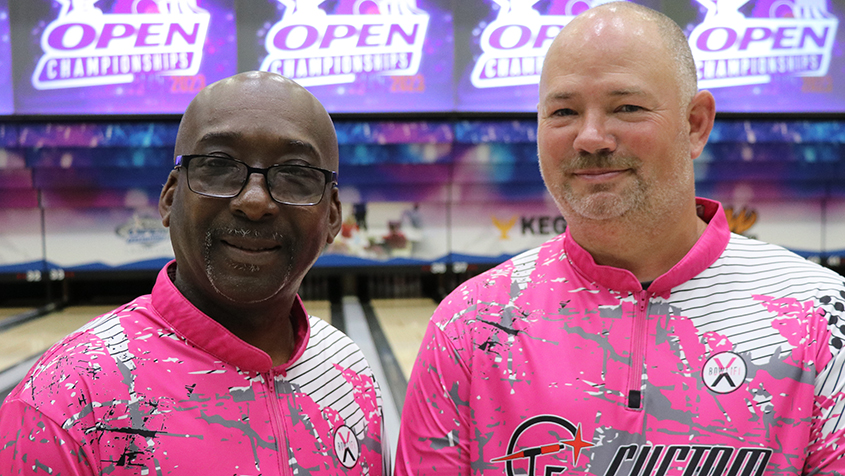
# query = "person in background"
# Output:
<box><xmin>0</xmin><ymin>71</ymin><xmax>389</xmax><ymax>474</ymax></box>
<box><xmin>395</xmin><ymin>2</ymin><xmax>845</xmax><ymax>474</ymax></box>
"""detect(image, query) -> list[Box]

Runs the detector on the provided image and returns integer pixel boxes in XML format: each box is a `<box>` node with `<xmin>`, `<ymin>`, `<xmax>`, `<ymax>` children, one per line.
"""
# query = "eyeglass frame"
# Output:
<box><xmin>174</xmin><ymin>154</ymin><xmax>338</xmax><ymax>206</ymax></box>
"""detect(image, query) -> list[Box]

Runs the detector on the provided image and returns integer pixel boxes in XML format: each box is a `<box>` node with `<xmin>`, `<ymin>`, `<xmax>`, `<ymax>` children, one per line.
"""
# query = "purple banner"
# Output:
<box><xmin>689</xmin><ymin>0</ymin><xmax>845</xmax><ymax>113</ymax></box>
<box><xmin>455</xmin><ymin>0</ymin><xmax>658</xmax><ymax>112</ymax></box>
<box><xmin>243</xmin><ymin>0</ymin><xmax>454</xmax><ymax>113</ymax></box>
<box><xmin>0</xmin><ymin>0</ymin><xmax>12</xmax><ymax>115</ymax></box>
<box><xmin>454</xmin><ymin>0</ymin><xmax>845</xmax><ymax>113</ymax></box>
<box><xmin>12</xmin><ymin>0</ymin><xmax>237</xmax><ymax>115</ymax></box>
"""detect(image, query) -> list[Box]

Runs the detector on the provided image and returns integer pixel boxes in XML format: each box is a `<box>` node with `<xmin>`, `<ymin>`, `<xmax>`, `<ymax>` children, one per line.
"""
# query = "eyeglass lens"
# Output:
<box><xmin>187</xmin><ymin>156</ymin><xmax>328</xmax><ymax>205</ymax></box>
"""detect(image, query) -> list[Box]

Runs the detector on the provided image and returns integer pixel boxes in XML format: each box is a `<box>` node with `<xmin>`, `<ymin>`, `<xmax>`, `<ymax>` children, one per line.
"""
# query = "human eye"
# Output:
<box><xmin>273</xmin><ymin>165</ymin><xmax>322</xmax><ymax>184</ymax></box>
<box><xmin>193</xmin><ymin>154</ymin><xmax>229</xmax><ymax>165</ymax></box>
<box><xmin>552</xmin><ymin>108</ymin><xmax>578</xmax><ymax>117</ymax></box>
<box><xmin>616</xmin><ymin>104</ymin><xmax>645</xmax><ymax>113</ymax></box>
<box><xmin>192</xmin><ymin>155</ymin><xmax>240</xmax><ymax>175</ymax></box>
<box><xmin>284</xmin><ymin>165</ymin><xmax>314</xmax><ymax>177</ymax></box>
<box><xmin>270</xmin><ymin>165</ymin><xmax>325</xmax><ymax>200</ymax></box>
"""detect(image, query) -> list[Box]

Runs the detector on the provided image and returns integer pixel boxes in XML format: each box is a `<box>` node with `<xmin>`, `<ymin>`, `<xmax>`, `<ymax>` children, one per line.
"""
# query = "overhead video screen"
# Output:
<box><xmin>453</xmin><ymin>0</ymin><xmax>661</xmax><ymax>113</ymax></box>
<box><xmin>685</xmin><ymin>0</ymin><xmax>845</xmax><ymax>113</ymax></box>
<box><xmin>238</xmin><ymin>0</ymin><xmax>454</xmax><ymax>114</ymax></box>
<box><xmin>10</xmin><ymin>0</ymin><xmax>238</xmax><ymax>115</ymax></box>
<box><xmin>453</xmin><ymin>0</ymin><xmax>845</xmax><ymax>114</ymax></box>
<box><xmin>0</xmin><ymin>0</ymin><xmax>13</xmax><ymax>115</ymax></box>
<box><xmin>2</xmin><ymin>1</ymin><xmax>844</xmax><ymax>115</ymax></box>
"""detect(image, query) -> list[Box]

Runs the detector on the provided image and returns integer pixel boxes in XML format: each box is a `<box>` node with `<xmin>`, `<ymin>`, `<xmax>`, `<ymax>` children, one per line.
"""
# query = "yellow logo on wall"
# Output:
<box><xmin>492</xmin><ymin>215</ymin><xmax>517</xmax><ymax>239</ymax></box>
<box><xmin>724</xmin><ymin>207</ymin><xmax>757</xmax><ymax>235</ymax></box>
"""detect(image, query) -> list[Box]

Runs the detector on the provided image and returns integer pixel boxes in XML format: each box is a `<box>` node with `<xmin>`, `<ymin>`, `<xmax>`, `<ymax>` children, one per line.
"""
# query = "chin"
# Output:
<box><xmin>206</xmin><ymin>264</ymin><xmax>295</xmax><ymax>305</ymax></box>
<box><xmin>560</xmin><ymin>192</ymin><xmax>630</xmax><ymax>221</ymax></box>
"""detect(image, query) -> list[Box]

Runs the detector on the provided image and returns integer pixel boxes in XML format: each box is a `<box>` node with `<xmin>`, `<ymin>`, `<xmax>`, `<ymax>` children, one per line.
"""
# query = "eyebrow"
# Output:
<box><xmin>545</xmin><ymin>88</ymin><xmax>649</xmax><ymax>102</ymax></box>
<box><xmin>197</xmin><ymin>131</ymin><xmax>319</xmax><ymax>156</ymax></box>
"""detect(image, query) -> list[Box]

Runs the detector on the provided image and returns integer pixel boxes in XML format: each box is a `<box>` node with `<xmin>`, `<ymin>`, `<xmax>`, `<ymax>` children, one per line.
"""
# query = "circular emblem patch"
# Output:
<box><xmin>333</xmin><ymin>425</ymin><xmax>360</xmax><ymax>468</ymax></box>
<box><xmin>702</xmin><ymin>351</ymin><xmax>747</xmax><ymax>394</ymax></box>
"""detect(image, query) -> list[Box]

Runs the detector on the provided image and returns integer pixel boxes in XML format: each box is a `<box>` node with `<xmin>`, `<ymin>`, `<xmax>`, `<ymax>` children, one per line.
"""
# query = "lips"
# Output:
<box><xmin>571</xmin><ymin>168</ymin><xmax>630</xmax><ymax>181</ymax></box>
<box><xmin>221</xmin><ymin>236</ymin><xmax>281</xmax><ymax>253</ymax></box>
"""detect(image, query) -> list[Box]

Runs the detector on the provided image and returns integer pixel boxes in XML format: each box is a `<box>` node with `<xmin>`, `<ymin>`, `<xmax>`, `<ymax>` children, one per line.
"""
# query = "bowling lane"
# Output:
<box><xmin>0</xmin><ymin>307</ymin><xmax>36</xmax><ymax>323</ymax></box>
<box><xmin>0</xmin><ymin>305</ymin><xmax>114</xmax><ymax>373</ymax></box>
<box><xmin>302</xmin><ymin>300</ymin><xmax>331</xmax><ymax>325</ymax></box>
<box><xmin>369</xmin><ymin>298</ymin><xmax>436</xmax><ymax>380</ymax></box>
<box><xmin>1</xmin><ymin>302</ymin><xmax>333</xmax><ymax>373</ymax></box>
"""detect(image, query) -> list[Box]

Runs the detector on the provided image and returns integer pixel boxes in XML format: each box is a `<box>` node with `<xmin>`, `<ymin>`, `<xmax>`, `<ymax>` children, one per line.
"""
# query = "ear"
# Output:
<box><xmin>159</xmin><ymin>171</ymin><xmax>179</xmax><ymax>228</ymax></box>
<box><xmin>325</xmin><ymin>187</ymin><xmax>342</xmax><ymax>245</ymax></box>
<box><xmin>687</xmin><ymin>90</ymin><xmax>716</xmax><ymax>160</ymax></box>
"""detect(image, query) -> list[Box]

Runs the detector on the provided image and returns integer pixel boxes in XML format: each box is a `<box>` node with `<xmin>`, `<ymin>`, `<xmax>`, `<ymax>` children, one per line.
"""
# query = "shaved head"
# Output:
<box><xmin>543</xmin><ymin>1</ymin><xmax>698</xmax><ymax>108</ymax></box>
<box><xmin>175</xmin><ymin>71</ymin><xmax>338</xmax><ymax>170</ymax></box>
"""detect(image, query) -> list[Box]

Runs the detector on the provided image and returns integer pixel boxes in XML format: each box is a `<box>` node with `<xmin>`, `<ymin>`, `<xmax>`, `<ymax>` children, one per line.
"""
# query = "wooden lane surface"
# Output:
<box><xmin>0</xmin><ymin>308</ymin><xmax>36</xmax><ymax>323</ymax></box>
<box><xmin>0</xmin><ymin>305</ymin><xmax>115</xmax><ymax>373</ymax></box>
<box><xmin>0</xmin><ymin>302</ymin><xmax>333</xmax><ymax>375</ymax></box>
<box><xmin>369</xmin><ymin>298</ymin><xmax>436</xmax><ymax>380</ymax></box>
<box><xmin>0</xmin><ymin>302</ymin><xmax>332</xmax><ymax>371</ymax></box>
<box><xmin>303</xmin><ymin>300</ymin><xmax>331</xmax><ymax>325</ymax></box>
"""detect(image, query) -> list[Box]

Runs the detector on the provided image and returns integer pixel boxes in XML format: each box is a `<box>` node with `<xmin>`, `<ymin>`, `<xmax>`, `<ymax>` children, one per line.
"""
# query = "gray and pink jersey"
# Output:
<box><xmin>397</xmin><ymin>198</ymin><xmax>845</xmax><ymax>475</ymax></box>
<box><xmin>0</xmin><ymin>262</ymin><xmax>387</xmax><ymax>475</ymax></box>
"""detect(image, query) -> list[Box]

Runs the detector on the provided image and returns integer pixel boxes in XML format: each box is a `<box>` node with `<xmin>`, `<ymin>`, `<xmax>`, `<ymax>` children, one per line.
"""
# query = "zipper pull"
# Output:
<box><xmin>628</xmin><ymin>390</ymin><xmax>642</xmax><ymax>409</ymax></box>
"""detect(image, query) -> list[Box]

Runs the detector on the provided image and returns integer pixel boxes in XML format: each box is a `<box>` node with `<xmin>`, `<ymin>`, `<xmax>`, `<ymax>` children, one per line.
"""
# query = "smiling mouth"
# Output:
<box><xmin>572</xmin><ymin>169</ymin><xmax>630</xmax><ymax>180</ymax></box>
<box><xmin>221</xmin><ymin>238</ymin><xmax>281</xmax><ymax>253</ymax></box>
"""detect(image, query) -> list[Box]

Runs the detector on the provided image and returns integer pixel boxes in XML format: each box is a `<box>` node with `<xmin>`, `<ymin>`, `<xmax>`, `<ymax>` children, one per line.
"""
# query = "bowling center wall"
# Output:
<box><xmin>2</xmin><ymin>1</ymin><xmax>845</xmax><ymax>303</ymax></box>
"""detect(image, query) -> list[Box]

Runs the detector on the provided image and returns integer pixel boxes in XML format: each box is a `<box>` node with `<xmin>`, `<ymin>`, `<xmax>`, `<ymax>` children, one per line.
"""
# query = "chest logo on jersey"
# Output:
<box><xmin>490</xmin><ymin>415</ymin><xmax>594</xmax><ymax>475</ymax></box>
<box><xmin>702</xmin><ymin>351</ymin><xmax>747</xmax><ymax>394</ymax></box>
<box><xmin>333</xmin><ymin>425</ymin><xmax>360</xmax><ymax>468</ymax></box>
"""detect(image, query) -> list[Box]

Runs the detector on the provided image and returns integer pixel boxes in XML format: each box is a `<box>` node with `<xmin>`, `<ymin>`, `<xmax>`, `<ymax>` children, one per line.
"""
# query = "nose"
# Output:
<box><xmin>572</xmin><ymin>112</ymin><xmax>617</xmax><ymax>156</ymax></box>
<box><xmin>230</xmin><ymin>173</ymin><xmax>280</xmax><ymax>221</ymax></box>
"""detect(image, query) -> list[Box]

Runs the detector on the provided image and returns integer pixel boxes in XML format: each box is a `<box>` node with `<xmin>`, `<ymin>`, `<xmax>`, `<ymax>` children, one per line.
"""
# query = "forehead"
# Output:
<box><xmin>541</xmin><ymin>12</ymin><xmax>676</xmax><ymax>100</ymax></box>
<box><xmin>179</xmin><ymin>80</ymin><xmax>337</xmax><ymax>166</ymax></box>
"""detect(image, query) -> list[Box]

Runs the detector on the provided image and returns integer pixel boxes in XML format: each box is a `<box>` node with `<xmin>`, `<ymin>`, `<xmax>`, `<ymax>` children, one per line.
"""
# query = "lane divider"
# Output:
<box><xmin>0</xmin><ymin>301</ymin><xmax>64</xmax><ymax>333</ymax></box>
<box><xmin>359</xmin><ymin>300</ymin><xmax>408</xmax><ymax>415</ymax></box>
<box><xmin>338</xmin><ymin>296</ymin><xmax>401</xmax><ymax>462</ymax></box>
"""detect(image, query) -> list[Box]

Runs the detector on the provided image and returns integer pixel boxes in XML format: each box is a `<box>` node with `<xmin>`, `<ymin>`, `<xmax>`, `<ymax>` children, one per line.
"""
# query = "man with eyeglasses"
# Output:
<box><xmin>0</xmin><ymin>72</ymin><xmax>389</xmax><ymax>474</ymax></box>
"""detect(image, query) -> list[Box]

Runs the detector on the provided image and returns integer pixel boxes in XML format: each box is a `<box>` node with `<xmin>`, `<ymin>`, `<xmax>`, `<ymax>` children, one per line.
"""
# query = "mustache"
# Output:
<box><xmin>564</xmin><ymin>152</ymin><xmax>641</xmax><ymax>172</ymax></box>
<box><xmin>205</xmin><ymin>227</ymin><xmax>285</xmax><ymax>244</ymax></box>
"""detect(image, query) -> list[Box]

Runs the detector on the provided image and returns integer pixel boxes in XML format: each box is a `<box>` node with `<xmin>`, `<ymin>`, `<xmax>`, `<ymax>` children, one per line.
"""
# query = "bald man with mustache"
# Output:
<box><xmin>396</xmin><ymin>3</ymin><xmax>845</xmax><ymax>475</ymax></box>
<box><xmin>0</xmin><ymin>72</ymin><xmax>389</xmax><ymax>475</ymax></box>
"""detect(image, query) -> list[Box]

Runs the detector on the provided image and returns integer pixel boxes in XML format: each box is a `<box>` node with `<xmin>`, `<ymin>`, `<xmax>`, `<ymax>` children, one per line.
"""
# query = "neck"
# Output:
<box><xmin>222</xmin><ymin>306</ymin><xmax>297</xmax><ymax>367</ymax></box>
<box><xmin>567</xmin><ymin>202</ymin><xmax>707</xmax><ymax>283</ymax></box>
<box><xmin>171</xmin><ymin>270</ymin><xmax>299</xmax><ymax>367</ymax></box>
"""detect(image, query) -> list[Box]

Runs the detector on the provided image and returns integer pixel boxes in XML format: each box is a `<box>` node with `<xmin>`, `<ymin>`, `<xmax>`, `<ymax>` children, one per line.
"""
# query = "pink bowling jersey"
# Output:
<box><xmin>397</xmin><ymin>198</ymin><xmax>845</xmax><ymax>475</ymax></box>
<box><xmin>0</xmin><ymin>262</ymin><xmax>388</xmax><ymax>475</ymax></box>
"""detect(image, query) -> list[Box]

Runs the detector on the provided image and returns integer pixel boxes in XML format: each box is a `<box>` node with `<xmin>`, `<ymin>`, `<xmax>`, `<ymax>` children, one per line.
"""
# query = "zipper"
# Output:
<box><xmin>264</xmin><ymin>370</ymin><xmax>293</xmax><ymax>476</ymax></box>
<box><xmin>627</xmin><ymin>291</ymin><xmax>650</xmax><ymax>410</ymax></box>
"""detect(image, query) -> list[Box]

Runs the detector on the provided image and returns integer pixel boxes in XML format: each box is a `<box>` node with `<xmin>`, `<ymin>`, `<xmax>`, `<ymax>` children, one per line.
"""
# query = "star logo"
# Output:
<box><xmin>561</xmin><ymin>424</ymin><xmax>593</xmax><ymax>464</ymax></box>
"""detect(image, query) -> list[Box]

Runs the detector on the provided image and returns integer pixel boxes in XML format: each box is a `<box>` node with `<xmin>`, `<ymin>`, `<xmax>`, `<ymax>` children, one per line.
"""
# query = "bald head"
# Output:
<box><xmin>175</xmin><ymin>71</ymin><xmax>338</xmax><ymax>170</ymax></box>
<box><xmin>542</xmin><ymin>2</ymin><xmax>697</xmax><ymax>108</ymax></box>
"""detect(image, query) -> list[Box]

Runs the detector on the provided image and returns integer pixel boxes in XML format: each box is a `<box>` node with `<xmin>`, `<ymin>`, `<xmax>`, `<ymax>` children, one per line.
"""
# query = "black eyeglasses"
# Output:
<box><xmin>175</xmin><ymin>155</ymin><xmax>338</xmax><ymax>206</ymax></box>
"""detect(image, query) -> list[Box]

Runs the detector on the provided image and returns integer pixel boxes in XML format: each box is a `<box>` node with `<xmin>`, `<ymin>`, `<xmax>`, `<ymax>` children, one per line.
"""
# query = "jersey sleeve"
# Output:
<box><xmin>395</xmin><ymin>289</ymin><xmax>474</xmax><ymax>475</ymax></box>
<box><xmin>0</xmin><ymin>398</ymin><xmax>96</xmax><ymax>475</ymax></box>
<box><xmin>804</xmin><ymin>284</ymin><xmax>845</xmax><ymax>474</ymax></box>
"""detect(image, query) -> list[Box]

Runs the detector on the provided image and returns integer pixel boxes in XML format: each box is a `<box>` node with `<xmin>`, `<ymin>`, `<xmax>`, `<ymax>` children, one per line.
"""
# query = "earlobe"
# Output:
<box><xmin>159</xmin><ymin>172</ymin><xmax>178</xmax><ymax>228</ymax></box>
<box><xmin>688</xmin><ymin>90</ymin><xmax>716</xmax><ymax>160</ymax></box>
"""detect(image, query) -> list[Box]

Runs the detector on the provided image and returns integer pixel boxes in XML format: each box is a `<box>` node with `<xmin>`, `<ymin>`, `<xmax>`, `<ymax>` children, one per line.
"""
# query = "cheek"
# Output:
<box><xmin>290</xmin><ymin>210</ymin><xmax>330</xmax><ymax>245</ymax></box>
<box><xmin>537</xmin><ymin>126</ymin><xmax>574</xmax><ymax>172</ymax></box>
<box><xmin>170</xmin><ymin>196</ymin><xmax>217</xmax><ymax>250</ymax></box>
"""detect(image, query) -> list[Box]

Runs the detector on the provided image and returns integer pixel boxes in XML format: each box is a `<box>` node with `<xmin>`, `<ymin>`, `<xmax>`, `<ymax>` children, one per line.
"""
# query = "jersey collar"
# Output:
<box><xmin>563</xmin><ymin>198</ymin><xmax>731</xmax><ymax>296</ymax></box>
<box><xmin>150</xmin><ymin>261</ymin><xmax>311</xmax><ymax>373</ymax></box>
